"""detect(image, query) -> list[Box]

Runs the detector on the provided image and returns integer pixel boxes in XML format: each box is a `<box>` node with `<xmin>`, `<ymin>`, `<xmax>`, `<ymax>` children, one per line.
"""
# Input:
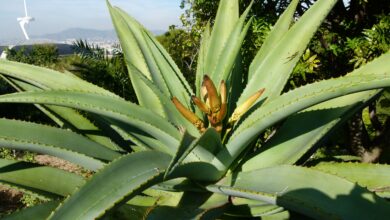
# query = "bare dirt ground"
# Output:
<box><xmin>1</xmin><ymin>154</ymin><xmax>85</xmax><ymax>216</ymax></box>
<box><xmin>0</xmin><ymin>186</ymin><xmax>23</xmax><ymax>215</ymax></box>
<box><xmin>34</xmin><ymin>154</ymin><xmax>83</xmax><ymax>174</ymax></box>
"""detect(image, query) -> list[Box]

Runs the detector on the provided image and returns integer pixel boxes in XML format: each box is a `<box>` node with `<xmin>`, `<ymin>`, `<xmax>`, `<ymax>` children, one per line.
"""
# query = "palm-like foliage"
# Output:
<box><xmin>1</xmin><ymin>0</ymin><xmax>390</xmax><ymax>219</ymax></box>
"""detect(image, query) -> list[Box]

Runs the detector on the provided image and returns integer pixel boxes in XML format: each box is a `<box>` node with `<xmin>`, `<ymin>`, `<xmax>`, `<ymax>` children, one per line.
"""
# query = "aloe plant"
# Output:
<box><xmin>1</xmin><ymin>0</ymin><xmax>390</xmax><ymax>219</ymax></box>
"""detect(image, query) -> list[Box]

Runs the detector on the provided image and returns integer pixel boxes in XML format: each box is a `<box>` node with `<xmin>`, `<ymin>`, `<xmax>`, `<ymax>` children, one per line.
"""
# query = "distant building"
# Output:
<box><xmin>0</xmin><ymin>46</ymin><xmax>12</xmax><ymax>59</ymax></box>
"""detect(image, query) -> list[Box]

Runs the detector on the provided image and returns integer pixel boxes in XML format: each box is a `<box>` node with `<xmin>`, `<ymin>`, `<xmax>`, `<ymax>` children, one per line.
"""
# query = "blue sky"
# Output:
<box><xmin>0</xmin><ymin>0</ymin><xmax>183</xmax><ymax>40</ymax></box>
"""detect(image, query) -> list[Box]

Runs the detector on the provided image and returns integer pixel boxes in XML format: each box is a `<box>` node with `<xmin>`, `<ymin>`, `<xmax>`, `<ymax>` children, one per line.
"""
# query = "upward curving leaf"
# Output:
<box><xmin>204</xmin><ymin>0</ymin><xmax>239</xmax><ymax>79</ymax></box>
<box><xmin>241</xmin><ymin>90</ymin><xmax>379</xmax><ymax>171</ymax></box>
<box><xmin>108</xmin><ymin>2</ymin><xmax>193</xmax><ymax>114</ymax></box>
<box><xmin>0</xmin><ymin>60</ymin><xmax>114</xmax><ymax>95</ymax></box>
<box><xmin>127</xmin><ymin>64</ymin><xmax>199</xmax><ymax>136</ymax></box>
<box><xmin>211</xmin><ymin>3</ymin><xmax>253</xmax><ymax>85</ymax></box>
<box><xmin>208</xmin><ymin>165</ymin><xmax>390</xmax><ymax>219</ymax></box>
<box><xmin>0</xmin><ymin>159</ymin><xmax>84</xmax><ymax>197</ymax></box>
<box><xmin>48</xmin><ymin>151</ymin><xmax>171</xmax><ymax>220</ymax></box>
<box><xmin>0</xmin><ymin>62</ymin><xmax>122</xmax><ymax>150</ymax></box>
<box><xmin>3</xmin><ymin>201</ymin><xmax>60</xmax><ymax>220</ymax></box>
<box><xmin>248</xmin><ymin>0</ymin><xmax>299</xmax><ymax>80</ymax></box>
<box><xmin>195</xmin><ymin>22</ymin><xmax>211</xmax><ymax>98</ymax></box>
<box><xmin>0</xmin><ymin>90</ymin><xmax>182</xmax><ymax>155</ymax></box>
<box><xmin>215</xmin><ymin>52</ymin><xmax>390</xmax><ymax>171</ymax></box>
<box><xmin>238</xmin><ymin>0</ymin><xmax>338</xmax><ymax>106</ymax></box>
<box><xmin>165</xmin><ymin>128</ymin><xmax>223</xmax><ymax>181</ymax></box>
<box><xmin>313</xmin><ymin>162</ymin><xmax>390</xmax><ymax>198</ymax></box>
<box><xmin>0</xmin><ymin>118</ymin><xmax>120</xmax><ymax>162</ymax></box>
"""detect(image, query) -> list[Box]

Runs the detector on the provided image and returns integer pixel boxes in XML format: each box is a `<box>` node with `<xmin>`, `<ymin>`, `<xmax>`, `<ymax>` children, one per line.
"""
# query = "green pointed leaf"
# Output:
<box><xmin>208</xmin><ymin>165</ymin><xmax>390</xmax><ymax>219</ymax></box>
<box><xmin>165</xmin><ymin>131</ymin><xmax>196</xmax><ymax>179</ymax></box>
<box><xmin>165</xmin><ymin>128</ymin><xmax>223</xmax><ymax>180</ymax></box>
<box><xmin>218</xmin><ymin>53</ymin><xmax>390</xmax><ymax>171</ymax></box>
<box><xmin>146</xmin><ymin>192</ymin><xmax>228</xmax><ymax>220</ymax></box>
<box><xmin>195</xmin><ymin>22</ymin><xmax>211</xmax><ymax>98</ymax></box>
<box><xmin>0</xmin><ymin>159</ymin><xmax>84</xmax><ymax>197</ymax></box>
<box><xmin>241</xmin><ymin>90</ymin><xmax>379</xmax><ymax>171</ymax></box>
<box><xmin>313</xmin><ymin>162</ymin><xmax>390</xmax><ymax>198</ymax></box>
<box><xmin>0</xmin><ymin>63</ymin><xmax>122</xmax><ymax>150</ymax></box>
<box><xmin>127</xmin><ymin>64</ymin><xmax>199</xmax><ymax>136</ymax></box>
<box><xmin>48</xmin><ymin>151</ymin><xmax>171</xmax><ymax>220</ymax></box>
<box><xmin>248</xmin><ymin>0</ymin><xmax>299</xmax><ymax>80</ymax></box>
<box><xmin>108</xmin><ymin>3</ymin><xmax>193</xmax><ymax>113</ymax></box>
<box><xmin>226</xmin><ymin>197</ymin><xmax>283</xmax><ymax>217</ymax></box>
<box><xmin>212</xmin><ymin>4</ymin><xmax>253</xmax><ymax>85</ymax></box>
<box><xmin>0</xmin><ymin>119</ymin><xmax>120</xmax><ymax>162</ymax></box>
<box><xmin>108</xmin><ymin>3</ymin><xmax>165</xmax><ymax>116</ymax></box>
<box><xmin>0</xmin><ymin>90</ymin><xmax>181</xmax><ymax>155</ymax></box>
<box><xmin>0</xmin><ymin>60</ymin><xmax>114</xmax><ymax>95</ymax></box>
<box><xmin>238</xmin><ymin>0</ymin><xmax>338</xmax><ymax>105</ymax></box>
<box><xmin>205</xmin><ymin>0</ymin><xmax>239</xmax><ymax>77</ymax></box>
<box><xmin>142</xmin><ymin>30</ymin><xmax>194</xmax><ymax>101</ymax></box>
<box><xmin>2</xmin><ymin>201</ymin><xmax>60</xmax><ymax>220</ymax></box>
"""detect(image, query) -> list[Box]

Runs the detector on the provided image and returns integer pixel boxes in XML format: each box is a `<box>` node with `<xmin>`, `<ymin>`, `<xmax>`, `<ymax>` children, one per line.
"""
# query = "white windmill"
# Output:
<box><xmin>17</xmin><ymin>0</ymin><xmax>34</xmax><ymax>40</ymax></box>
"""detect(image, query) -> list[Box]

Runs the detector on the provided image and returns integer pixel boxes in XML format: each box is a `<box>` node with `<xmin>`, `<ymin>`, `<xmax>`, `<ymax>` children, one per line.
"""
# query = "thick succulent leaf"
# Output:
<box><xmin>248</xmin><ymin>0</ymin><xmax>299</xmax><ymax>80</ymax></box>
<box><xmin>0</xmin><ymin>64</ymin><xmax>121</xmax><ymax>150</ymax></box>
<box><xmin>48</xmin><ymin>151</ymin><xmax>171</xmax><ymax>220</ymax></box>
<box><xmin>165</xmin><ymin>131</ymin><xmax>196</xmax><ymax>179</ymax></box>
<box><xmin>142</xmin><ymin>30</ymin><xmax>194</xmax><ymax>102</ymax></box>
<box><xmin>127</xmin><ymin>64</ymin><xmax>199</xmax><ymax>136</ymax></box>
<box><xmin>220</xmin><ymin>53</ymin><xmax>390</xmax><ymax>171</ymax></box>
<box><xmin>313</xmin><ymin>162</ymin><xmax>390</xmax><ymax>198</ymax></box>
<box><xmin>238</xmin><ymin>0</ymin><xmax>338</xmax><ymax>105</ymax></box>
<box><xmin>0</xmin><ymin>159</ymin><xmax>84</xmax><ymax>197</ymax></box>
<box><xmin>165</xmin><ymin>128</ymin><xmax>223</xmax><ymax>181</ymax></box>
<box><xmin>2</xmin><ymin>201</ymin><xmax>60</xmax><ymax>220</ymax></box>
<box><xmin>146</xmin><ymin>192</ymin><xmax>228</xmax><ymax>220</ymax></box>
<box><xmin>208</xmin><ymin>165</ymin><xmax>390</xmax><ymax>219</ymax></box>
<box><xmin>195</xmin><ymin>22</ymin><xmax>211</xmax><ymax>98</ymax></box>
<box><xmin>108</xmin><ymin>4</ymin><xmax>164</xmax><ymax>115</ymax></box>
<box><xmin>241</xmin><ymin>90</ymin><xmax>379</xmax><ymax>171</ymax></box>
<box><xmin>0</xmin><ymin>60</ymin><xmax>114</xmax><ymax>95</ymax></box>
<box><xmin>241</xmin><ymin>41</ymin><xmax>386</xmax><ymax>171</ymax></box>
<box><xmin>0</xmin><ymin>135</ymin><xmax>104</xmax><ymax>171</ymax></box>
<box><xmin>212</xmin><ymin>4</ymin><xmax>253</xmax><ymax>85</ymax></box>
<box><xmin>0</xmin><ymin>118</ymin><xmax>120</xmax><ymax>162</ymax></box>
<box><xmin>0</xmin><ymin>90</ymin><xmax>181</xmax><ymax>155</ymax></box>
<box><xmin>108</xmin><ymin>121</ymin><xmax>172</xmax><ymax>153</ymax></box>
<box><xmin>204</xmin><ymin>0</ymin><xmax>239</xmax><ymax>78</ymax></box>
<box><xmin>126</xmin><ymin>196</ymin><xmax>159</xmax><ymax>207</ymax></box>
<box><xmin>226</xmin><ymin>197</ymin><xmax>283</xmax><ymax>217</ymax></box>
<box><xmin>108</xmin><ymin>3</ymin><xmax>193</xmax><ymax>113</ymax></box>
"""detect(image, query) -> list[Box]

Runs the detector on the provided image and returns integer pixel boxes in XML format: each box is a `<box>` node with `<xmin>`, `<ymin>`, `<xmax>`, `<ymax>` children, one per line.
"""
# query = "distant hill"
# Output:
<box><xmin>31</xmin><ymin>28</ymin><xmax>166</xmax><ymax>42</ymax></box>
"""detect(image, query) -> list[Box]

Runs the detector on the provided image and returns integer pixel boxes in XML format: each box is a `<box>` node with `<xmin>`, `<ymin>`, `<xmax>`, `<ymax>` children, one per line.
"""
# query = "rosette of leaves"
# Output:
<box><xmin>1</xmin><ymin>0</ymin><xmax>390</xmax><ymax>219</ymax></box>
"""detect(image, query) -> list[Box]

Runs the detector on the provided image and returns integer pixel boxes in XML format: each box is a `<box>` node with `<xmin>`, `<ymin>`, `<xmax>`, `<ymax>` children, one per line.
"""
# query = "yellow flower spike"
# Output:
<box><xmin>201</xmin><ymin>83</ymin><xmax>208</xmax><ymax>101</ymax></box>
<box><xmin>229</xmin><ymin>88</ymin><xmax>265</xmax><ymax>124</ymax></box>
<box><xmin>217</xmin><ymin>80</ymin><xmax>227</xmax><ymax>122</ymax></box>
<box><xmin>192</xmin><ymin>96</ymin><xmax>210</xmax><ymax>114</ymax></box>
<box><xmin>202</xmin><ymin>75</ymin><xmax>221</xmax><ymax>113</ymax></box>
<box><xmin>172</xmin><ymin>97</ymin><xmax>205</xmax><ymax>132</ymax></box>
<box><xmin>219</xmin><ymin>80</ymin><xmax>227</xmax><ymax>105</ymax></box>
<box><xmin>218</xmin><ymin>103</ymin><xmax>227</xmax><ymax>122</ymax></box>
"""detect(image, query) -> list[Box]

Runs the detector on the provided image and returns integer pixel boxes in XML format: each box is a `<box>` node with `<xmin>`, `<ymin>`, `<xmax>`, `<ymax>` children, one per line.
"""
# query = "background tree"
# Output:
<box><xmin>70</xmin><ymin>40</ymin><xmax>136</xmax><ymax>102</ymax></box>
